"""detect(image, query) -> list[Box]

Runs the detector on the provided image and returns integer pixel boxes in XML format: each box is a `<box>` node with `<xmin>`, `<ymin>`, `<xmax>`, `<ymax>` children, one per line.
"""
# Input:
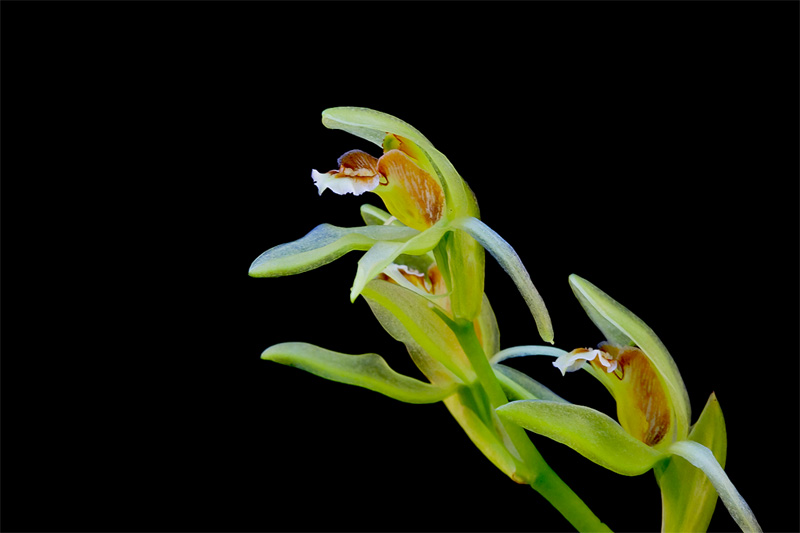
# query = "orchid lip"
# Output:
<box><xmin>553</xmin><ymin>348</ymin><xmax>618</xmax><ymax>376</ymax></box>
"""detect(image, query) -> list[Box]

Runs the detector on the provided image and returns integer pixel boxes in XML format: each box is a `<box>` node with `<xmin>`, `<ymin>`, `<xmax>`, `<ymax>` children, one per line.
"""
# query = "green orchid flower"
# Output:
<box><xmin>250</xmin><ymin>109</ymin><xmax>612</xmax><ymax>532</ymax></box>
<box><xmin>249</xmin><ymin>106</ymin><xmax>552</xmax><ymax>340</ymax></box>
<box><xmin>496</xmin><ymin>275</ymin><xmax>761</xmax><ymax>532</ymax></box>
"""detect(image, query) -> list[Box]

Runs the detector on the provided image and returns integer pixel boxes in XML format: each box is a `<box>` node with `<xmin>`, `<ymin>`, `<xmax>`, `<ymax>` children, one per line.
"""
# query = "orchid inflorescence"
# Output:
<box><xmin>249</xmin><ymin>107</ymin><xmax>760</xmax><ymax>532</ymax></box>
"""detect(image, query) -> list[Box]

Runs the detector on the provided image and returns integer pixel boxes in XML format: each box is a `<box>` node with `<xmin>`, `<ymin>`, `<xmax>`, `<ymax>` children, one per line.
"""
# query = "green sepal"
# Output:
<box><xmin>667</xmin><ymin>440</ymin><xmax>761</xmax><ymax>533</ymax></box>
<box><xmin>656</xmin><ymin>393</ymin><xmax>727</xmax><ymax>532</ymax></box>
<box><xmin>360</xmin><ymin>204</ymin><xmax>402</xmax><ymax>227</ymax></box>
<box><xmin>568</xmin><ymin>274</ymin><xmax>691</xmax><ymax>441</ymax></box>
<box><xmin>444</xmin><ymin>228</ymin><xmax>486</xmax><ymax>321</ymax></box>
<box><xmin>249</xmin><ymin>224</ymin><xmax>418</xmax><ymax>277</ymax></box>
<box><xmin>349</xmin><ymin>221</ymin><xmax>449</xmax><ymax>302</ymax></box>
<box><xmin>262</xmin><ymin>342</ymin><xmax>457</xmax><ymax>404</ymax></box>
<box><xmin>493</xmin><ymin>364</ymin><xmax>569</xmax><ymax>403</ymax></box>
<box><xmin>361</xmin><ymin>279</ymin><xmax>475</xmax><ymax>383</ymax></box>
<box><xmin>455</xmin><ymin>217</ymin><xmax>554</xmax><ymax>343</ymax></box>
<box><xmin>497</xmin><ymin>400</ymin><xmax>666</xmax><ymax>476</ymax></box>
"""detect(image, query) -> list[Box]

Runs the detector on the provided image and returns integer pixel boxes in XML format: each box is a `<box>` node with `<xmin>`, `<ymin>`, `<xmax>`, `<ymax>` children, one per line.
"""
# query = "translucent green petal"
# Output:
<box><xmin>455</xmin><ymin>217</ymin><xmax>554</xmax><ymax>343</ymax></box>
<box><xmin>444</xmin><ymin>228</ymin><xmax>486</xmax><ymax>321</ymax></box>
<box><xmin>349</xmin><ymin>222</ymin><xmax>449</xmax><ymax>302</ymax></box>
<box><xmin>497</xmin><ymin>400</ymin><xmax>666</xmax><ymax>476</ymax></box>
<box><xmin>668</xmin><ymin>440</ymin><xmax>760</xmax><ymax>532</ymax></box>
<box><xmin>656</xmin><ymin>393</ymin><xmax>727</xmax><ymax>532</ymax></box>
<box><xmin>476</xmin><ymin>293</ymin><xmax>501</xmax><ymax>358</ymax></box>
<box><xmin>493</xmin><ymin>364</ymin><xmax>569</xmax><ymax>403</ymax></box>
<box><xmin>489</xmin><ymin>345</ymin><xmax>568</xmax><ymax>365</ymax></box>
<box><xmin>361</xmin><ymin>279</ymin><xmax>475</xmax><ymax>383</ymax></box>
<box><xmin>322</xmin><ymin>107</ymin><xmax>432</xmax><ymax>150</ymax></box>
<box><xmin>568</xmin><ymin>274</ymin><xmax>691</xmax><ymax>441</ymax></box>
<box><xmin>360</xmin><ymin>204</ymin><xmax>401</xmax><ymax>226</ymax></box>
<box><xmin>262</xmin><ymin>342</ymin><xmax>457</xmax><ymax>404</ymax></box>
<box><xmin>249</xmin><ymin>224</ymin><xmax>417</xmax><ymax>277</ymax></box>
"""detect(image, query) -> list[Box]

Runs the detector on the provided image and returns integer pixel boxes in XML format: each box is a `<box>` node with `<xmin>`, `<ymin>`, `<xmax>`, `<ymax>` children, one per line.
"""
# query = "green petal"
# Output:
<box><xmin>488</xmin><ymin>345</ymin><xmax>568</xmax><ymax>365</ymax></box>
<box><xmin>497</xmin><ymin>400</ymin><xmax>666</xmax><ymax>476</ymax></box>
<box><xmin>249</xmin><ymin>224</ymin><xmax>418</xmax><ymax>277</ymax></box>
<box><xmin>568</xmin><ymin>274</ymin><xmax>691</xmax><ymax>441</ymax></box>
<box><xmin>262</xmin><ymin>342</ymin><xmax>457</xmax><ymax>404</ymax></box>
<box><xmin>475</xmin><ymin>293</ymin><xmax>501</xmax><ymax>358</ymax></box>
<box><xmin>668</xmin><ymin>440</ymin><xmax>761</xmax><ymax>532</ymax></box>
<box><xmin>349</xmin><ymin>222</ymin><xmax>449</xmax><ymax>302</ymax></box>
<box><xmin>455</xmin><ymin>217</ymin><xmax>554</xmax><ymax>343</ymax></box>
<box><xmin>656</xmin><ymin>393</ymin><xmax>727</xmax><ymax>532</ymax></box>
<box><xmin>361</xmin><ymin>279</ymin><xmax>475</xmax><ymax>383</ymax></box>
<box><xmin>360</xmin><ymin>204</ymin><xmax>400</xmax><ymax>226</ymax></box>
<box><xmin>493</xmin><ymin>364</ymin><xmax>569</xmax><ymax>403</ymax></box>
<box><xmin>443</xmin><ymin>227</ymin><xmax>486</xmax><ymax>321</ymax></box>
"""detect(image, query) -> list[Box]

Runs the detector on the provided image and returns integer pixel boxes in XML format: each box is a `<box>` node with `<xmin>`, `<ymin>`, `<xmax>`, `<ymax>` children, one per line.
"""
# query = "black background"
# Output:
<box><xmin>2</xmin><ymin>2</ymin><xmax>798</xmax><ymax>532</ymax></box>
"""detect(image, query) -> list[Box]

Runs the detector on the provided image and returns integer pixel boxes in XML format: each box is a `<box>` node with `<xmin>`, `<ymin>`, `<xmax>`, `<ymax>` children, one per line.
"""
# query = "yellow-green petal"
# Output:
<box><xmin>497</xmin><ymin>400</ymin><xmax>667</xmax><ymax>476</ymax></box>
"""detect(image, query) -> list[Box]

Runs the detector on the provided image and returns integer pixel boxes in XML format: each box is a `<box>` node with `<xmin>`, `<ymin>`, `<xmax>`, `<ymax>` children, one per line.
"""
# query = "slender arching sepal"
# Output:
<box><xmin>262</xmin><ymin>342</ymin><xmax>458</xmax><ymax>404</ymax></box>
<box><xmin>656</xmin><ymin>393</ymin><xmax>727</xmax><ymax>532</ymax></box>
<box><xmin>568</xmin><ymin>274</ymin><xmax>691</xmax><ymax>440</ymax></box>
<box><xmin>667</xmin><ymin>440</ymin><xmax>761</xmax><ymax>533</ymax></box>
<box><xmin>455</xmin><ymin>217</ymin><xmax>554</xmax><ymax>343</ymax></box>
<box><xmin>249</xmin><ymin>224</ymin><xmax>418</xmax><ymax>277</ymax></box>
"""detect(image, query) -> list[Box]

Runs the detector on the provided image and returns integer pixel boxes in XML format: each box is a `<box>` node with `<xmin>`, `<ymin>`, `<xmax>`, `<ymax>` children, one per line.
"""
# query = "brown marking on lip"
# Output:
<box><xmin>599</xmin><ymin>344</ymin><xmax>671</xmax><ymax>446</ymax></box>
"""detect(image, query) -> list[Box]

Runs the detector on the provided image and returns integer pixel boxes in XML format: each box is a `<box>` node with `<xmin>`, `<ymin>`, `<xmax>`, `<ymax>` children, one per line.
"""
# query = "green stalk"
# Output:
<box><xmin>531</xmin><ymin>465</ymin><xmax>613</xmax><ymax>533</ymax></box>
<box><xmin>451</xmin><ymin>318</ymin><xmax>611</xmax><ymax>532</ymax></box>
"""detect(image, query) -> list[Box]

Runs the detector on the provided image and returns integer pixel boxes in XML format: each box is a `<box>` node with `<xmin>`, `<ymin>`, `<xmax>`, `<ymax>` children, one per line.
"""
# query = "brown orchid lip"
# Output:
<box><xmin>598</xmin><ymin>344</ymin><xmax>671</xmax><ymax>447</ymax></box>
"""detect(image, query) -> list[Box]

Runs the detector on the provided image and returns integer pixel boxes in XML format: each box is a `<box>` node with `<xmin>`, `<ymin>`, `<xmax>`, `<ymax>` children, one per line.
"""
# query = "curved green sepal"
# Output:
<box><xmin>261</xmin><ymin>342</ymin><xmax>457</xmax><ymax>404</ymax></box>
<box><xmin>455</xmin><ymin>217</ymin><xmax>554</xmax><ymax>343</ymax></box>
<box><xmin>493</xmin><ymin>364</ymin><xmax>569</xmax><ymax>403</ymax></box>
<box><xmin>656</xmin><ymin>393</ymin><xmax>727</xmax><ymax>532</ymax></box>
<box><xmin>361</xmin><ymin>279</ymin><xmax>474</xmax><ymax>383</ymax></box>
<box><xmin>489</xmin><ymin>345</ymin><xmax>568</xmax><ymax>365</ymax></box>
<box><xmin>322</xmin><ymin>107</ymin><xmax>433</xmax><ymax>150</ymax></box>
<box><xmin>568</xmin><ymin>274</ymin><xmax>691</xmax><ymax>441</ymax></box>
<box><xmin>360</xmin><ymin>204</ymin><xmax>402</xmax><ymax>227</ymax></box>
<box><xmin>249</xmin><ymin>224</ymin><xmax>418</xmax><ymax>277</ymax></box>
<box><xmin>497</xmin><ymin>400</ymin><xmax>666</xmax><ymax>476</ymax></box>
<box><xmin>668</xmin><ymin>439</ymin><xmax>760</xmax><ymax>533</ymax></box>
<box><xmin>475</xmin><ymin>293</ymin><xmax>501</xmax><ymax>358</ymax></box>
<box><xmin>349</xmin><ymin>222</ymin><xmax>449</xmax><ymax>302</ymax></box>
<box><xmin>444</xmin><ymin>228</ymin><xmax>486</xmax><ymax>321</ymax></box>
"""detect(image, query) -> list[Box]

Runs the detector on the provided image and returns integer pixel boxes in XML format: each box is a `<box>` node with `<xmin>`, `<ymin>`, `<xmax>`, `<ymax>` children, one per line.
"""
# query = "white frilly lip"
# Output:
<box><xmin>312</xmin><ymin>169</ymin><xmax>381</xmax><ymax>196</ymax></box>
<box><xmin>552</xmin><ymin>348</ymin><xmax>618</xmax><ymax>376</ymax></box>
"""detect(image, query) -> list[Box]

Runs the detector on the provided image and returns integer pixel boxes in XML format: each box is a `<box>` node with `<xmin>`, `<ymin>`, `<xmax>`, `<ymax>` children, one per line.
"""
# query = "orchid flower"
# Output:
<box><xmin>249</xmin><ymin>107</ymin><xmax>551</xmax><ymax>339</ymax></box>
<box><xmin>250</xmin><ymin>109</ymin><xmax>612</xmax><ymax>532</ymax></box>
<box><xmin>495</xmin><ymin>275</ymin><xmax>761</xmax><ymax>532</ymax></box>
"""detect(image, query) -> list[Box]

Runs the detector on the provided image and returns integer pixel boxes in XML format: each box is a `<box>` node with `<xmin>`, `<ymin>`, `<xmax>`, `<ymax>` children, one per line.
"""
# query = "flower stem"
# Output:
<box><xmin>451</xmin><ymin>318</ymin><xmax>611</xmax><ymax>532</ymax></box>
<box><xmin>530</xmin><ymin>465</ymin><xmax>613</xmax><ymax>532</ymax></box>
